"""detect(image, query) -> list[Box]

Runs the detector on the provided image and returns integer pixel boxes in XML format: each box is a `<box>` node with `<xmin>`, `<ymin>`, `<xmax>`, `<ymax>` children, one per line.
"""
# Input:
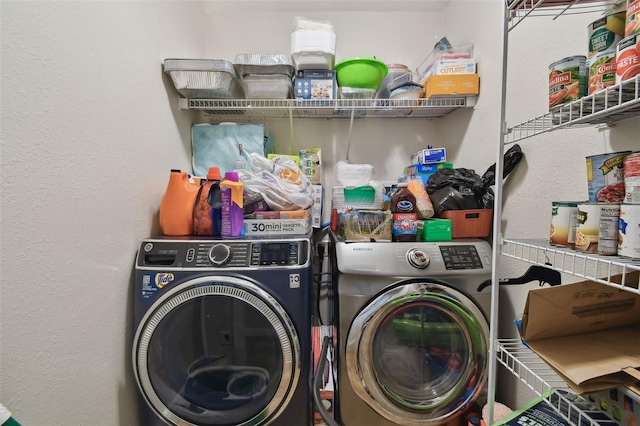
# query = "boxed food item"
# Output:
<box><xmin>334</xmin><ymin>210</ymin><xmax>392</xmax><ymax>242</ymax></box>
<box><xmin>311</xmin><ymin>184</ymin><xmax>323</xmax><ymax>229</ymax></box>
<box><xmin>424</xmin><ymin>74</ymin><xmax>480</xmax><ymax>98</ymax></box>
<box><xmin>300</xmin><ymin>148</ymin><xmax>322</xmax><ymax>185</ymax></box>
<box><xmin>417</xmin><ymin>219</ymin><xmax>452</xmax><ymax>242</ymax></box>
<box><xmin>244</xmin><ymin>208</ymin><xmax>312</xmax><ymax>236</ymax></box>
<box><xmin>295</xmin><ymin>70</ymin><xmax>337</xmax><ymax>100</ymax></box>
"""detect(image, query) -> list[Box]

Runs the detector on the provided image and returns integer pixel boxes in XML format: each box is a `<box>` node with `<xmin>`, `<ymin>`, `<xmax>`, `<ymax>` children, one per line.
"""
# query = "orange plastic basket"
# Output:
<box><xmin>439</xmin><ymin>209</ymin><xmax>493</xmax><ymax>238</ymax></box>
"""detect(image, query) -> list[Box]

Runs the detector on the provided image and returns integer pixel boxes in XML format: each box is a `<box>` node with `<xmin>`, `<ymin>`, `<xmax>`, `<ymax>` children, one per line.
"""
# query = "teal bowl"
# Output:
<box><xmin>335</xmin><ymin>58</ymin><xmax>388</xmax><ymax>90</ymax></box>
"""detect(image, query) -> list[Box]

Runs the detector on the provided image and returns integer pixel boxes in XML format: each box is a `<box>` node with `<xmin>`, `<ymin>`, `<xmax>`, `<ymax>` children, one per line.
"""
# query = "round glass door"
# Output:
<box><xmin>133</xmin><ymin>276</ymin><xmax>299</xmax><ymax>426</ymax></box>
<box><xmin>345</xmin><ymin>280</ymin><xmax>488</xmax><ymax>425</ymax></box>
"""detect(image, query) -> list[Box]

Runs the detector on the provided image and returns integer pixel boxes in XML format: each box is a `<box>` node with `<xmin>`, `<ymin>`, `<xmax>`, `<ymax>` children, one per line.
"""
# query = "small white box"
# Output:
<box><xmin>411</xmin><ymin>147</ymin><xmax>446</xmax><ymax>165</ymax></box>
<box><xmin>311</xmin><ymin>184</ymin><xmax>323</xmax><ymax>228</ymax></box>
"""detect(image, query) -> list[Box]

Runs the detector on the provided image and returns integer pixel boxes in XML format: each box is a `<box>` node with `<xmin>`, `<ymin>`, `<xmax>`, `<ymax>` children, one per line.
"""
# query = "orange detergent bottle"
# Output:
<box><xmin>159</xmin><ymin>169</ymin><xmax>201</xmax><ymax>236</ymax></box>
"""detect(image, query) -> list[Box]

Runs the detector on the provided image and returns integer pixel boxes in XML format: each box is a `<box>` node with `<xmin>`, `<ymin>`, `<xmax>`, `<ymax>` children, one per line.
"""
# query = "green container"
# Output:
<box><xmin>335</xmin><ymin>58</ymin><xmax>388</xmax><ymax>90</ymax></box>
<box><xmin>417</xmin><ymin>219</ymin><xmax>452</xmax><ymax>242</ymax></box>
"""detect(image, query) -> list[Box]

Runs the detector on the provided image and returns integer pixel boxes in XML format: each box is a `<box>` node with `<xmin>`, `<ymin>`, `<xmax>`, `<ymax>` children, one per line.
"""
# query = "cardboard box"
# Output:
<box><xmin>417</xmin><ymin>219</ymin><xmax>452</xmax><ymax>242</ymax></box>
<box><xmin>424</xmin><ymin>73</ymin><xmax>480</xmax><ymax>98</ymax></box>
<box><xmin>300</xmin><ymin>148</ymin><xmax>322</xmax><ymax>185</ymax></box>
<box><xmin>425</xmin><ymin>58</ymin><xmax>477</xmax><ymax>79</ymax></box>
<box><xmin>311</xmin><ymin>184</ymin><xmax>323</xmax><ymax>229</ymax></box>
<box><xmin>521</xmin><ymin>274</ymin><xmax>640</xmax><ymax>394</ymax></box>
<box><xmin>243</xmin><ymin>209</ymin><xmax>312</xmax><ymax>236</ymax></box>
<box><xmin>295</xmin><ymin>70</ymin><xmax>337</xmax><ymax>100</ymax></box>
<box><xmin>410</xmin><ymin>147</ymin><xmax>446</xmax><ymax>165</ymax></box>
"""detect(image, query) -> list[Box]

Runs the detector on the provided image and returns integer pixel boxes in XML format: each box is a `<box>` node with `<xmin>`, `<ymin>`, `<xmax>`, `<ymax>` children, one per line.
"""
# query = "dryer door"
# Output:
<box><xmin>133</xmin><ymin>275</ymin><xmax>300</xmax><ymax>426</ymax></box>
<box><xmin>346</xmin><ymin>280</ymin><xmax>489</xmax><ymax>425</ymax></box>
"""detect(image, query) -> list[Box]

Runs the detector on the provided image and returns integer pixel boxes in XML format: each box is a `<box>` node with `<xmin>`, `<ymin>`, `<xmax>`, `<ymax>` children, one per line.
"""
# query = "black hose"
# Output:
<box><xmin>312</xmin><ymin>336</ymin><xmax>339</xmax><ymax>426</ymax></box>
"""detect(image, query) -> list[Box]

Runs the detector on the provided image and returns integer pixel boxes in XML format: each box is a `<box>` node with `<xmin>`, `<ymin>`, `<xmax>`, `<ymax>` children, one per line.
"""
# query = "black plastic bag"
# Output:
<box><xmin>426</xmin><ymin>145</ymin><xmax>523</xmax><ymax>215</ymax></box>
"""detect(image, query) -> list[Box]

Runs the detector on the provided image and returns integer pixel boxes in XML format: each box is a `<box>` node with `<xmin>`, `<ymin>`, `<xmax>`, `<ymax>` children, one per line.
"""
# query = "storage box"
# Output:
<box><xmin>311</xmin><ymin>184</ymin><xmax>323</xmax><ymax>229</ymax></box>
<box><xmin>243</xmin><ymin>209</ymin><xmax>312</xmax><ymax>236</ymax></box>
<box><xmin>299</xmin><ymin>148</ymin><xmax>322</xmax><ymax>185</ymax></box>
<box><xmin>334</xmin><ymin>210</ymin><xmax>392</xmax><ymax>242</ymax></box>
<box><xmin>411</xmin><ymin>147</ymin><xmax>446</xmax><ymax>165</ymax></box>
<box><xmin>520</xmin><ymin>273</ymin><xmax>640</xmax><ymax>394</ymax></box>
<box><xmin>424</xmin><ymin>74</ymin><xmax>480</xmax><ymax>98</ymax></box>
<box><xmin>439</xmin><ymin>209</ymin><xmax>492</xmax><ymax>238</ymax></box>
<box><xmin>295</xmin><ymin>70</ymin><xmax>337</xmax><ymax>100</ymax></box>
<box><xmin>425</xmin><ymin>58</ymin><xmax>477</xmax><ymax>79</ymax></box>
<box><xmin>417</xmin><ymin>219</ymin><xmax>452</xmax><ymax>242</ymax></box>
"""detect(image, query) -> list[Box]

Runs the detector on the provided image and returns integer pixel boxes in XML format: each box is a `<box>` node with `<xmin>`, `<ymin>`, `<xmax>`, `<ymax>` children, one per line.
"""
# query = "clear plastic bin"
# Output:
<box><xmin>417</xmin><ymin>43</ymin><xmax>474</xmax><ymax>83</ymax></box>
<box><xmin>240</xmin><ymin>75</ymin><xmax>293</xmax><ymax>99</ymax></box>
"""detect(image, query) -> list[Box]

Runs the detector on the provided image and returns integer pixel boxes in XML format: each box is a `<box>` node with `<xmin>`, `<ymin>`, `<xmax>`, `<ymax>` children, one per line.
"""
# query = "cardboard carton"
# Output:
<box><xmin>520</xmin><ymin>273</ymin><xmax>640</xmax><ymax>394</ymax></box>
<box><xmin>424</xmin><ymin>73</ymin><xmax>480</xmax><ymax>98</ymax></box>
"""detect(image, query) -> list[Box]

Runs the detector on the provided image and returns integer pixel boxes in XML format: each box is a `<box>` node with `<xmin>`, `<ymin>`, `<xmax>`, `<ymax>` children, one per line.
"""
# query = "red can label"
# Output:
<box><xmin>616</xmin><ymin>34</ymin><xmax>640</xmax><ymax>83</ymax></box>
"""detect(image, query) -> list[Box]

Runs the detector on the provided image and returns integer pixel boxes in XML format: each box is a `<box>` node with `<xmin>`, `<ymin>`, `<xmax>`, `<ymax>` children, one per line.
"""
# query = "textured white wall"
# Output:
<box><xmin>0</xmin><ymin>1</ymin><xmax>205</xmax><ymax>424</ymax></box>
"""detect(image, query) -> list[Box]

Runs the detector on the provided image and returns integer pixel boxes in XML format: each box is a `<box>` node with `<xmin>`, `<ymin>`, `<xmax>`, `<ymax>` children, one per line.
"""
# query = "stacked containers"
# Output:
<box><xmin>587</xmin><ymin>12</ymin><xmax>625</xmax><ymax>94</ymax></box>
<box><xmin>233</xmin><ymin>54</ymin><xmax>295</xmax><ymax>99</ymax></box>
<box><xmin>616</xmin><ymin>0</ymin><xmax>640</xmax><ymax>84</ymax></box>
<box><xmin>290</xmin><ymin>21</ymin><xmax>336</xmax><ymax>71</ymax></box>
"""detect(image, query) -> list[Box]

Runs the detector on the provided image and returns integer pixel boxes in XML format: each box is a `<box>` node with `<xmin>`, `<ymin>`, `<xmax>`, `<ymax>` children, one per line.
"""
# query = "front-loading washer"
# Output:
<box><xmin>335</xmin><ymin>239</ymin><xmax>492</xmax><ymax>426</ymax></box>
<box><xmin>132</xmin><ymin>235</ymin><xmax>313</xmax><ymax>426</ymax></box>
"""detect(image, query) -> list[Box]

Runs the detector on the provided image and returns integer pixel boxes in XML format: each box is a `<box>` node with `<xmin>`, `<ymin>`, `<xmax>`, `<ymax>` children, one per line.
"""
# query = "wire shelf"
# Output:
<box><xmin>507</xmin><ymin>0</ymin><xmax>624</xmax><ymax>31</ymax></box>
<box><xmin>501</xmin><ymin>238</ymin><xmax>640</xmax><ymax>293</ymax></box>
<box><xmin>497</xmin><ymin>339</ymin><xmax>618</xmax><ymax>426</ymax></box>
<box><xmin>505</xmin><ymin>75</ymin><xmax>640</xmax><ymax>143</ymax></box>
<box><xmin>180</xmin><ymin>97</ymin><xmax>474</xmax><ymax>121</ymax></box>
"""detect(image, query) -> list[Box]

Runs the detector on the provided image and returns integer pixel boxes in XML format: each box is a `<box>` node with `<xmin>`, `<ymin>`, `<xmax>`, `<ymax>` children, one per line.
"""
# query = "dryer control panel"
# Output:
<box><xmin>137</xmin><ymin>238</ymin><xmax>311</xmax><ymax>269</ymax></box>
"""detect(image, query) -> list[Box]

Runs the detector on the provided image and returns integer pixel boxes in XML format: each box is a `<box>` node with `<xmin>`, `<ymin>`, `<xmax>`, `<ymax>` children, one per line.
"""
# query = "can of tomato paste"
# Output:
<box><xmin>588</xmin><ymin>12</ymin><xmax>626</xmax><ymax>57</ymax></box>
<box><xmin>626</xmin><ymin>0</ymin><xmax>640</xmax><ymax>37</ymax></box>
<box><xmin>616</xmin><ymin>34</ymin><xmax>640</xmax><ymax>83</ymax></box>
<box><xmin>624</xmin><ymin>152</ymin><xmax>640</xmax><ymax>203</ymax></box>
<box><xmin>619</xmin><ymin>204</ymin><xmax>640</xmax><ymax>259</ymax></box>
<box><xmin>550</xmin><ymin>201</ymin><xmax>580</xmax><ymax>247</ymax></box>
<box><xmin>576</xmin><ymin>202</ymin><xmax>620</xmax><ymax>255</ymax></box>
<box><xmin>586</xmin><ymin>151</ymin><xmax>630</xmax><ymax>203</ymax></box>
<box><xmin>549</xmin><ymin>56</ymin><xmax>586</xmax><ymax>109</ymax></box>
<box><xmin>588</xmin><ymin>50</ymin><xmax>617</xmax><ymax>94</ymax></box>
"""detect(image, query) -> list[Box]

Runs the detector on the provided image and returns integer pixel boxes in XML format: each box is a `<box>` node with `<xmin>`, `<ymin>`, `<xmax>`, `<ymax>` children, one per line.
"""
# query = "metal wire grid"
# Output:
<box><xmin>505</xmin><ymin>75</ymin><xmax>640</xmax><ymax>144</ymax></box>
<box><xmin>184</xmin><ymin>97</ymin><xmax>471</xmax><ymax>120</ymax></box>
<box><xmin>507</xmin><ymin>0</ymin><xmax>623</xmax><ymax>31</ymax></box>
<box><xmin>497</xmin><ymin>339</ymin><xmax>615</xmax><ymax>426</ymax></box>
<box><xmin>501</xmin><ymin>238</ymin><xmax>640</xmax><ymax>294</ymax></box>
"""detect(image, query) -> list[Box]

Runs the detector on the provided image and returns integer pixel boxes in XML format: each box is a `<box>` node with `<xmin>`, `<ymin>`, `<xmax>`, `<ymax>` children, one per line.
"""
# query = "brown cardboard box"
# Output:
<box><xmin>521</xmin><ymin>273</ymin><xmax>640</xmax><ymax>394</ymax></box>
<box><xmin>424</xmin><ymin>73</ymin><xmax>479</xmax><ymax>98</ymax></box>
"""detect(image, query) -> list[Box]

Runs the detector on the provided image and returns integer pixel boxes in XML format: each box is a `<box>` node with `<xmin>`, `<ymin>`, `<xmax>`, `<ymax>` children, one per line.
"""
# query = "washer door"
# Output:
<box><xmin>346</xmin><ymin>280</ymin><xmax>489</xmax><ymax>425</ymax></box>
<box><xmin>133</xmin><ymin>275</ymin><xmax>300</xmax><ymax>426</ymax></box>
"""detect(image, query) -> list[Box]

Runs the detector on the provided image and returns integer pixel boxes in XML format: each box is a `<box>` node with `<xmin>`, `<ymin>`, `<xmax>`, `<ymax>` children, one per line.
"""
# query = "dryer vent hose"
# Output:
<box><xmin>313</xmin><ymin>336</ymin><xmax>339</xmax><ymax>426</ymax></box>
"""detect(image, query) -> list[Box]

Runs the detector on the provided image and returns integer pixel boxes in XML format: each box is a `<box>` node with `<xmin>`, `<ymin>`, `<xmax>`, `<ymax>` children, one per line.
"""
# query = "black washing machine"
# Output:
<box><xmin>132</xmin><ymin>235</ymin><xmax>313</xmax><ymax>426</ymax></box>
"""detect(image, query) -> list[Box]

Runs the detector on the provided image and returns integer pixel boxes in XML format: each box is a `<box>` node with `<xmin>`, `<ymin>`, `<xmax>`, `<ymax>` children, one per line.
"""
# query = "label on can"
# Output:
<box><xmin>588</xmin><ymin>50</ymin><xmax>617</xmax><ymax>94</ymax></box>
<box><xmin>619</xmin><ymin>204</ymin><xmax>640</xmax><ymax>259</ymax></box>
<box><xmin>550</xmin><ymin>201</ymin><xmax>579</xmax><ymax>247</ymax></box>
<box><xmin>549</xmin><ymin>56</ymin><xmax>586</xmax><ymax>109</ymax></box>
<box><xmin>576</xmin><ymin>203</ymin><xmax>620</xmax><ymax>255</ymax></box>
<box><xmin>624</xmin><ymin>152</ymin><xmax>640</xmax><ymax>203</ymax></box>
<box><xmin>588</xmin><ymin>12</ymin><xmax>626</xmax><ymax>57</ymax></box>
<box><xmin>626</xmin><ymin>0</ymin><xmax>640</xmax><ymax>37</ymax></box>
<box><xmin>616</xmin><ymin>34</ymin><xmax>640</xmax><ymax>83</ymax></box>
<box><xmin>586</xmin><ymin>151</ymin><xmax>630</xmax><ymax>203</ymax></box>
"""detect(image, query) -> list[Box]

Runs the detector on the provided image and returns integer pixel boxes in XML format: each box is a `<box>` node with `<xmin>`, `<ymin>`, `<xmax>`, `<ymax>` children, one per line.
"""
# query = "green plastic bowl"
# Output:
<box><xmin>335</xmin><ymin>58</ymin><xmax>388</xmax><ymax>90</ymax></box>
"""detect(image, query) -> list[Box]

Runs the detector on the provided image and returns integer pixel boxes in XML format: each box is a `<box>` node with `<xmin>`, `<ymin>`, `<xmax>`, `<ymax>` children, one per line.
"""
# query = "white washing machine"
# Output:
<box><xmin>335</xmin><ymin>239</ymin><xmax>492</xmax><ymax>426</ymax></box>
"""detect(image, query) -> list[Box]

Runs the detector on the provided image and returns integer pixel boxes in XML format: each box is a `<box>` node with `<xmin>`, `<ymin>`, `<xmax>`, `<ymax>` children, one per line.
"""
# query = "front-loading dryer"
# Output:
<box><xmin>133</xmin><ymin>235</ymin><xmax>313</xmax><ymax>426</ymax></box>
<box><xmin>336</xmin><ymin>239</ymin><xmax>492</xmax><ymax>426</ymax></box>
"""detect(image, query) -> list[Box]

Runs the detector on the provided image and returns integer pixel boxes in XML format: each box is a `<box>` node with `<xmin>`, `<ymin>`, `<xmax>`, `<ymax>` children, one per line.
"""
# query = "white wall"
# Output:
<box><xmin>1</xmin><ymin>1</ymin><xmax>637</xmax><ymax>425</ymax></box>
<box><xmin>1</xmin><ymin>1</ymin><xmax>205</xmax><ymax>424</ymax></box>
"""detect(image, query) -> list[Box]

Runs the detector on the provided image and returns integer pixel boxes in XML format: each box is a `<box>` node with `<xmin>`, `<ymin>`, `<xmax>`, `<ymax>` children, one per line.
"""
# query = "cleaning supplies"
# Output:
<box><xmin>193</xmin><ymin>167</ymin><xmax>222</xmax><ymax>236</ymax></box>
<box><xmin>159</xmin><ymin>169</ymin><xmax>201</xmax><ymax>236</ymax></box>
<box><xmin>220</xmin><ymin>171</ymin><xmax>244</xmax><ymax>237</ymax></box>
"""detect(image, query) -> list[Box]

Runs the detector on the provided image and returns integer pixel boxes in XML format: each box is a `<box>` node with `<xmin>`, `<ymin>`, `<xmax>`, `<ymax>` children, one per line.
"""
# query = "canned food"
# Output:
<box><xmin>588</xmin><ymin>50</ymin><xmax>617</xmax><ymax>94</ymax></box>
<box><xmin>624</xmin><ymin>152</ymin><xmax>640</xmax><ymax>203</ymax></box>
<box><xmin>616</xmin><ymin>34</ymin><xmax>640</xmax><ymax>83</ymax></box>
<box><xmin>619</xmin><ymin>204</ymin><xmax>640</xmax><ymax>259</ymax></box>
<box><xmin>586</xmin><ymin>151</ymin><xmax>630</xmax><ymax>203</ymax></box>
<box><xmin>576</xmin><ymin>203</ymin><xmax>621</xmax><ymax>255</ymax></box>
<box><xmin>549</xmin><ymin>56</ymin><xmax>586</xmax><ymax>109</ymax></box>
<box><xmin>588</xmin><ymin>12</ymin><xmax>626</xmax><ymax>57</ymax></box>
<box><xmin>626</xmin><ymin>0</ymin><xmax>640</xmax><ymax>37</ymax></box>
<box><xmin>550</xmin><ymin>201</ymin><xmax>579</xmax><ymax>247</ymax></box>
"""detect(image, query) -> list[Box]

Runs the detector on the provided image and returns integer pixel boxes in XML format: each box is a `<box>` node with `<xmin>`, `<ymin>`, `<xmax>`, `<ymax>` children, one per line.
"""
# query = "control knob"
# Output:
<box><xmin>209</xmin><ymin>244</ymin><xmax>232</xmax><ymax>265</ymax></box>
<box><xmin>407</xmin><ymin>248</ymin><xmax>430</xmax><ymax>269</ymax></box>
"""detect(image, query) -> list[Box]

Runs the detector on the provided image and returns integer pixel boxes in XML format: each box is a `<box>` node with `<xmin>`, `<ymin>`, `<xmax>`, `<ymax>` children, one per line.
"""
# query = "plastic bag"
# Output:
<box><xmin>426</xmin><ymin>144</ymin><xmax>523</xmax><ymax>215</ymax></box>
<box><xmin>238</xmin><ymin>153</ymin><xmax>314</xmax><ymax>211</ymax></box>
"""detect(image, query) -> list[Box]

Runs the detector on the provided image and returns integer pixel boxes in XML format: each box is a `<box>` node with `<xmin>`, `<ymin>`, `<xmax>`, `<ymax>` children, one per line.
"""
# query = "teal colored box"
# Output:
<box><xmin>417</xmin><ymin>219</ymin><xmax>452</xmax><ymax>242</ymax></box>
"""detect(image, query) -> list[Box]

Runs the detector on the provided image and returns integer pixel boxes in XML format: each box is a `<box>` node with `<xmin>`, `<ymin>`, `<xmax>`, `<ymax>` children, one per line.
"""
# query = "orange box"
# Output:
<box><xmin>439</xmin><ymin>209</ymin><xmax>492</xmax><ymax>238</ymax></box>
<box><xmin>424</xmin><ymin>73</ymin><xmax>480</xmax><ymax>98</ymax></box>
<box><xmin>280</xmin><ymin>209</ymin><xmax>310</xmax><ymax>219</ymax></box>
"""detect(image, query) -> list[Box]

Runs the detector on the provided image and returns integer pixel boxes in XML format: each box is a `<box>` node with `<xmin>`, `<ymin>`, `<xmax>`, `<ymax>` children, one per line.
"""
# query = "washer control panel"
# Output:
<box><xmin>138</xmin><ymin>238</ymin><xmax>310</xmax><ymax>269</ymax></box>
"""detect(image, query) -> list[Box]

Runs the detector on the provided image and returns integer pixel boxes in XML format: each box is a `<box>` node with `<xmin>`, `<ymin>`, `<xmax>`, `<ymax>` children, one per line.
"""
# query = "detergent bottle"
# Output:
<box><xmin>193</xmin><ymin>167</ymin><xmax>222</xmax><ymax>236</ymax></box>
<box><xmin>220</xmin><ymin>171</ymin><xmax>244</xmax><ymax>238</ymax></box>
<box><xmin>159</xmin><ymin>169</ymin><xmax>201</xmax><ymax>236</ymax></box>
